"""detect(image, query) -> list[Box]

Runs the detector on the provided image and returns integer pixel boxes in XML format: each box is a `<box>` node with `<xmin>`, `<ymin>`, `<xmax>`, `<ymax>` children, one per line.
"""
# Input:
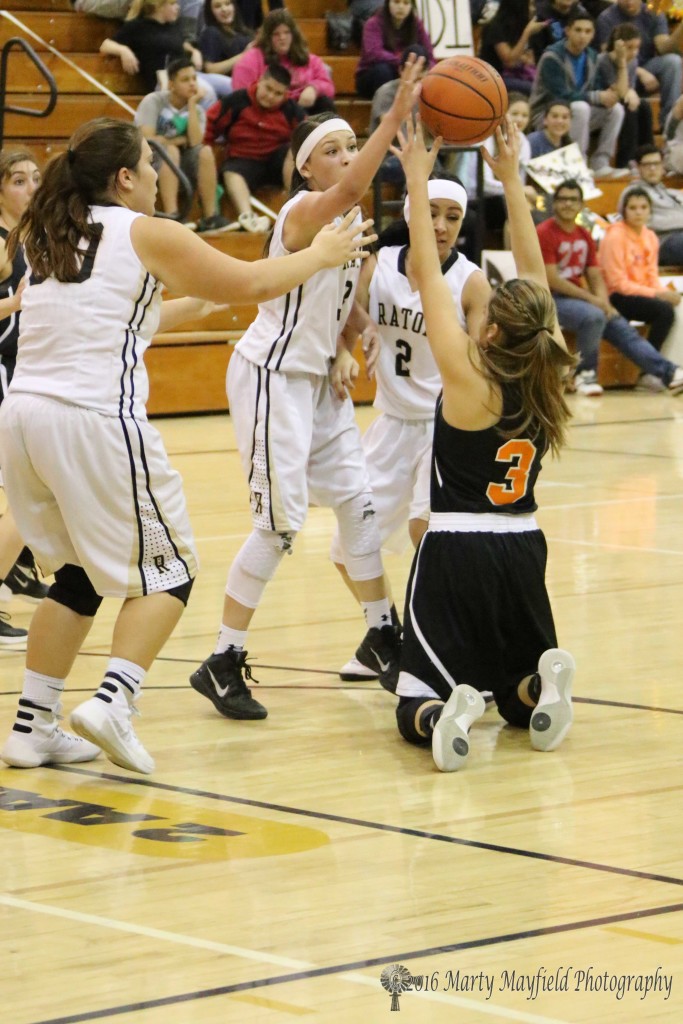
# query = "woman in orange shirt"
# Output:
<box><xmin>598</xmin><ymin>187</ymin><xmax>681</xmax><ymax>389</ymax></box>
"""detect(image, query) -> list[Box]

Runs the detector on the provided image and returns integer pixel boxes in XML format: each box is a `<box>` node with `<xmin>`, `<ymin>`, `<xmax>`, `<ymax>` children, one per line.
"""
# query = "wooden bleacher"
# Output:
<box><xmin>1</xmin><ymin>1</ymin><xmax>682</xmax><ymax>408</ymax></box>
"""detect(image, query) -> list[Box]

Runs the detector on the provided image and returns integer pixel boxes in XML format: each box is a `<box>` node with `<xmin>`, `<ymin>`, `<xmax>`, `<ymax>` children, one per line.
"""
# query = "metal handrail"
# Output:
<box><xmin>147</xmin><ymin>138</ymin><xmax>193</xmax><ymax>224</ymax></box>
<box><xmin>0</xmin><ymin>36</ymin><xmax>57</xmax><ymax>149</ymax></box>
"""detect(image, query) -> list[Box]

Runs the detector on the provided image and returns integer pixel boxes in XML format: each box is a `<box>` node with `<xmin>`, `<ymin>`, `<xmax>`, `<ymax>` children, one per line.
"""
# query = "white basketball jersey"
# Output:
<box><xmin>11</xmin><ymin>205</ymin><xmax>162</xmax><ymax>419</ymax></box>
<box><xmin>236</xmin><ymin>191</ymin><xmax>362</xmax><ymax>376</ymax></box>
<box><xmin>370</xmin><ymin>245</ymin><xmax>479</xmax><ymax>420</ymax></box>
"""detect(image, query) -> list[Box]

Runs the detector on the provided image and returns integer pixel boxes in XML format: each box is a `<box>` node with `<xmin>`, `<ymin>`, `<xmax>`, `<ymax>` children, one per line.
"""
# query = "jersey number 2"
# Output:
<box><xmin>395</xmin><ymin>338</ymin><xmax>412</xmax><ymax>377</ymax></box>
<box><xmin>486</xmin><ymin>439</ymin><xmax>536</xmax><ymax>506</ymax></box>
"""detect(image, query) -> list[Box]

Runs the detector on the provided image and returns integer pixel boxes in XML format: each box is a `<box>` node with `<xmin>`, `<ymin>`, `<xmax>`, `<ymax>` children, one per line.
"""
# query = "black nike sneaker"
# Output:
<box><xmin>3</xmin><ymin>561</ymin><xmax>49</xmax><ymax>604</ymax></box>
<box><xmin>190</xmin><ymin>649</ymin><xmax>267</xmax><ymax>720</ymax></box>
<box><xmin>354</xmin><ymin>625</ymin><xmax>401</xmax><ymax>694</ymax></box>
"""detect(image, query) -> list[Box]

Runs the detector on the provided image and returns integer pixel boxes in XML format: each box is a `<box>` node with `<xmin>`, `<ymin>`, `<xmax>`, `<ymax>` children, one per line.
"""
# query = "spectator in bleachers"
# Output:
<box><xmin>478</xmin><ymin>0</ymin><xmax>547</xmax><ymax>96</ymax></box>
<box><xmin>232</xmin><ymin>9</ymin><xmax>335</xmax><ymax>114</ymax></box>
<box><xmin>630</xmin><ymin>144</ymin><xmax>683</xmax><ymax>265</ymax></box>
<box><xmin>664</xmin><ymin>94</ymin><xmax>683</xmax><ymax>175</ymax></box>
<box><xmin>235</xmin><ymin>0</ymin><xmax>281</xmax><ymax>32</ymax></box>
<box><xmin>530</xmin><ymin>1</ymin><xmax>589</xmax><ymax>62</ymax></box>
<box><xmin>205</xmin><ymin>64</ymin><xmax>305</xmax><ymax>232</ymax></box>
<box><xmin>349</xmin><ymin>0</ymin><xmax>383</xmax><ymax>28</ymax></box>
<box><xmin>527</xmin><ymin>98</ymin><xmax>572</xmax><ymax>156</ymax></box>
<box><xmin>198</xmin><ymin>0</ymin><xmax>253</xmax><ymax>83</ymax></box>
<box><xmin>100</xmin><ymin>0</ymin><xmax>220</xmax><ymax>100</ymax></box>
<box><xmin>134</xmin><ymin>57</ymin><xmax>230</xmax><ymax>232</ymax></box>
<box><xmin>595</xmin><ymin>24</ymin><xmax>654</xmax><ymax>168</ymax></box>
<box><xmin>538</xmin><ymin>177</ymin><xmax>683</xmax><ymax>395</ymax></box>
<box><xmin>598</xmin><ymin>186</ymin><xmax>680</xmax><ymax>389</ymax></box>
<box><xmin>595</xmin><ymin>0</ymin><xmax>683</xmax><ymax>129</ymax></box>
<box><xmin>530</xmin><ymin>10</ymin><xmax>627</xmax><ymax>178</ymax></box>
<box><xmin>355</xmin><ymin>0</ymin><xmax>435</xmax><ymax>100</ymax></box>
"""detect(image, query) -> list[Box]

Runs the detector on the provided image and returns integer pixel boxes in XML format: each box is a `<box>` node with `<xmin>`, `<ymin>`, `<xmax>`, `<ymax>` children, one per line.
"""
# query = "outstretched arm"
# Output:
<box><xmin>482</xmin><ymin>120</ymin><xmax>567</xmax><ymax>351</ymax></box>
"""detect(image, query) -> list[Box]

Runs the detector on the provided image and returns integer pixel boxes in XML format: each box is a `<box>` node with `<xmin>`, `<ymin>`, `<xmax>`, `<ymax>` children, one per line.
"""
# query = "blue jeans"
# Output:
<box><xmin>659</xmin><ymin>232</ymin><xmax>683</xmax><ymax>266</ymax></box>
<box><xmin>553</xmin><ymin>295</ymin><xmax>677</xmax><ymax>381</ymax></box>
<box><xmin>643</xmin><ymin>53</ymin><xmax>682</xmax><ymax>126</ymax></box>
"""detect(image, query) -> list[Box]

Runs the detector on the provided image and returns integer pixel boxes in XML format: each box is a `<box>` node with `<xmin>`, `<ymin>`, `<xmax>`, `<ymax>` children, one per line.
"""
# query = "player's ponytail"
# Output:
<box><xmin>477</xmin><ymin>278</ymin><xmax>577</xmax><ymax>456</ymax></box>
<box><xmin>9</xmin><ymin>118</ymin><xmax>142</xmax><ymax>283</ymax></box>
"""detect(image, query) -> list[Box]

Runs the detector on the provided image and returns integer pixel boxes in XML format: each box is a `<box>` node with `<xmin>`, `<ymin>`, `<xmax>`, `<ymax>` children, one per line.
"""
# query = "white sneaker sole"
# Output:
<box><xmin>432</xmin><ymin>684</ymin><xmax>486</xmax><ymax>772</ymax></box>
<box><xmin>72</xmin><ymin>699</ymin><xmax>155</xmax><ymax>775</ymax></box>
<box><xmin>1</xmin><ymin>730</ymin><xmax>100</xmax><ymax>768</ymax></box>
<box><xmin>0</xmin><ymin>631</ymin><xmax>28</xmax><ymax>645</ymax></box>
<box><xmin>339</xmin><ymin>656</ymin><xmax>379</xmax><ymax>681</ymax></box>
<box><xmin>530</xmin><ymin>648</ymin><xmax>575</xmax><ymax>752</ymax></box>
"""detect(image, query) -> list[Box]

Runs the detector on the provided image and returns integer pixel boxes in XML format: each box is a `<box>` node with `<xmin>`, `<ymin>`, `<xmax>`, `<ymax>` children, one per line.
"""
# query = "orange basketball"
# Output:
<box><xmin>419</xmin><ymin>56</ymin><xmax>509</xmax><ymax>145</ymax></box>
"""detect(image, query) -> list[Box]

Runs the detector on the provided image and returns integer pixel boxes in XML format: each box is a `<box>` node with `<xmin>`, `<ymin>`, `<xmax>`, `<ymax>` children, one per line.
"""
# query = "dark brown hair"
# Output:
<box><xmin>256</xmin><ymin>10</ymin><xmax>309</xmax><ymax>67</ymax></box>
<box><xmin>9</xmin><ymin>118</ymin><xmax>143</xmax><ymax>283</ymax></box>
<box><xmin>379</xmin><ymin>0</ymin><xmax>419</xmax><ymax>52</ymax></box>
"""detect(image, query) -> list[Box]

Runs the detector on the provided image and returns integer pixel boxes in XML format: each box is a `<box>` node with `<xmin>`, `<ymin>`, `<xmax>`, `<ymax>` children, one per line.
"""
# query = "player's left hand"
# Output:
<box><xmin>390</xmin><ymin>115</ymin><xmax>443</xmax><ymax>183</ymax></box>
<box><xmin>481</xmin><ymin>115</ymin><xmax>520</xmax><ymax>184</ymax></box>
<box><xmin>330</xmin><ymin>347</ymin><xmax>359</xmax><ymax>399</ymax></box>
<box><xmin>361</xmin><ymin>322</ymin><xmax>381</xmax><ymax>379</ymax></box>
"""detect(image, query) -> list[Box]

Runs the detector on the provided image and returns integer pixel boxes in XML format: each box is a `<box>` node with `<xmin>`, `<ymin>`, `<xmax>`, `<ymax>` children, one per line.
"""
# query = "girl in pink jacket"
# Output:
<box><xmin>231</xmin><ymin>9</ymin><xmax>335</xmax><ymax>114</ymax></box>
<box><xmin>598</xmin><ymin>187</ymin><xmax>680</xmax><ymax>386</ymax></box>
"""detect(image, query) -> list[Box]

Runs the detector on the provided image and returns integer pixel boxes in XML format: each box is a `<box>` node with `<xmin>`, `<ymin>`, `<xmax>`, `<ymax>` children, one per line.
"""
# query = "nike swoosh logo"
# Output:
<box><xmin>11</xmin><ymin>577</ymin><xmax>30</xmax><ymax>589</ymax></box>
<box><xmin>208</xmin><ymin>667</ymin><xmax>229</xmax><ymax>698</ymax></box>
<box><xmin>370</xmin><ymin>648</ymin><xmax>391</xmax><ymax>674</ymax></box>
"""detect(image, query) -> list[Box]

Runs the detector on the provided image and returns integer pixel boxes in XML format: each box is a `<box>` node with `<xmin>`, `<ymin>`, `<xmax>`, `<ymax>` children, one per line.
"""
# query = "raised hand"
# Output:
<box><xmin>480</xmin><ymin>116</ymin><xmax>521</xmax><ymax>184</ymax></box>
<box><xmin>390</xmin><ymin>116</ymin><xmax>443</xmax><ymax>184</ymax></box>
<box><xmin>312</xmin><ymin>208</ymin><xmax>378</xmax><ymax>268</ymax></box>
<box><xmin>388</xmin><ymin>53</ymin><xmax>425</xmax><ymax>125</ymax></box>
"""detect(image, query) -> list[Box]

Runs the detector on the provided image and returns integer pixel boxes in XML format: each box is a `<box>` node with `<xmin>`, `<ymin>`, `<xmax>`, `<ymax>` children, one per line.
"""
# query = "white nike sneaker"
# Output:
<box><xmin>71</xmin><ymin>696</ymin><xmax>155</xmax><ymax>774</ymax></box>
<box><xmin>1</xmin><ymin>700</ymin><xmax>100</xmax><ymax>768</ymax></box>
<box><xmin>530</xmin><ymin>648</ymin><xmax>575</xmax><ymax>751</ymax></box>
<box><xmin>432</xmin><ymin>684</ymin><xmax>486</xmax><ymax>772</ymax></box>
<box><xmin>338</xmin><ymin>655</ymin><xmax>379</xmax><ymax>682</ymax></box>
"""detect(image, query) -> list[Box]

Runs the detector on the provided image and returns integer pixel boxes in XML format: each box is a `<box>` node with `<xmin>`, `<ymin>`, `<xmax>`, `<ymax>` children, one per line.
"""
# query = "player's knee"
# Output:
<box><xmin>335</xmin><ymin>492</ymin><xmax>383</xmax><ymax>581</ymax></box>
<box><xmin>226</xmin><ymin>528</ymin><xmax>296</xmax><ymax>608</ymax></box>
<box><xmin>48</xmin><ymin>564</ymin><xmax>102</xmax><ymax>618</ymax></box>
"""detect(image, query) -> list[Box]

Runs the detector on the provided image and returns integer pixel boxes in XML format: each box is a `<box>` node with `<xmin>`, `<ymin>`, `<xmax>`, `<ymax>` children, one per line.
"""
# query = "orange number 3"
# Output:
<box><xmin>486</xmin><ymin>439</ymin><xmax>536</xmax><ymax>506</ymax></box>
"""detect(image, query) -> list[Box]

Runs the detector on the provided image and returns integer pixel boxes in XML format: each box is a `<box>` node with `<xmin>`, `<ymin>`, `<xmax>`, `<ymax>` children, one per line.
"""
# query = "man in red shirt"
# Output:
<box><xmin>205</xmin><ymin>63</ymin><xmax>304</xmax><ymax>233</ymax></box>
<box><xmin>537</xmin><ymin>178</ymin><xmax>683</xmax><ymax>394</ymax></box>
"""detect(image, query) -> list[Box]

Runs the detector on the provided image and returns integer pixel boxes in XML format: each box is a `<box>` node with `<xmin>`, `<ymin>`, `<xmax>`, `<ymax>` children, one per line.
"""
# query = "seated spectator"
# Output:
<box><xmin>537</xmin><ymin>178</ymin><xmax>683</xmax><ymax>395</ymax></box>
<box><xmin>664</xmin><ymin>95</ymin><xmax>683</xmax><ymax>175</ymax></box>
<box><xmin>531</xmin><ymin>1</ymin><xmax>590</xmax><ymax>62</ymax></box>
<box><xmin>527</xmin><ymin>98</ymin><xmax>572</xmax><ymax>156</ymax></box>
<box><xmin>598</xmin><ymin>185</ymin><xmax>681</xmax><ymax>389</ymax></box>
<box><xmin>235</xmin><ymin>0</ymin><xmax>280</xmax><ymax>32</ymax></box>
<box><xmin>455</xmin><ymin>93</ymin><xmax>535</xmax><ymax>242</ymax></box>
<box><xmin>632</xmin><ymin>144</ymin><xmax>683</xmax><ymax>265</ymax></box>
<box><xmin>355</xmin><ymin>0</ymin><xmax>435</xmax><ymax>100</ymax></box>
<box><xmin>479</xmin><ymin>0</ymin><xmax>546</xmax><ymax>96</ymax></box>
<box><xmin>134</xmin><ymin>57</ymin><xmax>230</xmax><ymax>232</ymax></box>
<box><xmin>595</xmin><ymin>0</ymin><xmax>683</xmax><ymax>129</ymax></box>
<box><xmin>199</xmin><ymin>0</ymin><xmax>252</xmax><ymax>82</ymax></box>
<box><xmin>369</xmin><ymin>44</ymin><xmax>431</xmax><ymax>185</ymax></box>
<box><xmin>232</xmin><ymin>9</ymin><xmax>335</xmax><ymax>114</ymax></box>
<box><xmin>100</xmin><ymin>0</ymin><xmax>219</xmax><ymax>101</ymax></box>
<box><xmin>205</xmin><ymin>64</ymin><xmax>304</xmax><ymax>233</ymax></box>
<box><xmin>595</xmin><ymin>23</ymin><xmax>653</xmax><ymax>168</ymax></box>
<box><xmin>530</xmin><ymin>10</ymin><xmax>627</xmax><ymax>177</ymax></box>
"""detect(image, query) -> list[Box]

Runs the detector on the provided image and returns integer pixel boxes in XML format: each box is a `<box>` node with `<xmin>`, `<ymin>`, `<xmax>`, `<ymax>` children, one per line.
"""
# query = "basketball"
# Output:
<box><xmin>419</xmin><ymin>57</ymin><xmax>509</xmax><ymax>146</ymax></box>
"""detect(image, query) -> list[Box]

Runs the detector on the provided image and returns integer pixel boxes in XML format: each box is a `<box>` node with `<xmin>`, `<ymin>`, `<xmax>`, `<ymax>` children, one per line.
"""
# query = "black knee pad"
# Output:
<box><xmin>49</xmin><ymin>564</ymin><xmax>103</xmax><ymax>617</ymax></box>
<box><xmin>166</xmin><ymin>576</ymin><xmax>195</xmax><ymax>606</ymax></box>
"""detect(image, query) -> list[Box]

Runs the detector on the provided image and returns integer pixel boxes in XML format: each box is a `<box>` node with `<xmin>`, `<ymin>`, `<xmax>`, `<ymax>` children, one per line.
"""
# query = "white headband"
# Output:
<box><xmin>295</xmin><ymin>118</ymin><xmax>355</xmax><ymax>172</ymax></box>
<box><xmin>404</xmin><ymin>179</ymin><xmax>468</xmax><ymax>223</ymax></box>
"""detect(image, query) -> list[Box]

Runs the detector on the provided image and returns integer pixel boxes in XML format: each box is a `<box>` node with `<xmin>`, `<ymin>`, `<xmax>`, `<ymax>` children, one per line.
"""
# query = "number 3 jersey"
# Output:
<box><xmin>369</xmin><ymin>244</ymin><xmax>480</xmax><ymax>420</ymax></box>
<box><xmin>10</xmin><ymin>205</ymin><xmax>162</xmax><ymax>419</ymax></box>
<box><xmin>431</xmin><ymin>390</ymin><xmax>546</xmax><ymax>516</ymax></box>
<box><xmin>235</xmin><ymin>191</ymin><xmax>362</xmax><ymax>376</ymax></box>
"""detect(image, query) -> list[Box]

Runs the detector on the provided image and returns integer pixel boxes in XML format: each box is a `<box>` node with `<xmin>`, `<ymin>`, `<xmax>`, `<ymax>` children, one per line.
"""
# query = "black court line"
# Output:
<box><xmin>569</xmin><ymin>415</ymin><xmax>678</xmax><ymax>429</ymax></box>
<box><xmin>29</xmin><ymin>901</ymin><xmax>683</xmax><ymax>1024</ymax></box>
<box><xmin>566</xmin><ymin>446</ymin><xmax>682</xmax><ymax>460</ymax></box>
<box><xmin>574</xmin><ymin>695</ymin><xmax>683</xmax><ymax>715</ymax></box>
<box><xmin>52</xmin><ymin>765</ymin><xmax>683</xmax><ymax>888</ymax></box>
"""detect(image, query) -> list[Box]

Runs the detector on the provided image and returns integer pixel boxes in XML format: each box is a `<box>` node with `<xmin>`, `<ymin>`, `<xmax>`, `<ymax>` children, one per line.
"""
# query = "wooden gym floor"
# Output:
<box><xmin>1</xmin><ymin>393</ymin><xmax>682</xmax><ymax>1024</ymax></box>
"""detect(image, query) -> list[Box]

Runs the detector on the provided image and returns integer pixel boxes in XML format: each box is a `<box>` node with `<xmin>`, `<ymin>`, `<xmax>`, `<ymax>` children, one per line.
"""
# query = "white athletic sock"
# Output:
<box><xmin>21</xmin><ymin>669</ymin><xmax>65</xmax><ymax>712</ymax></box>
<box><xmin>215</xmin><ymin>625</ymin><xmax>247</xmax><ymax>655</ymax></box>
<box><xmin>361</xmin><ymin>598</ymin><xmax>392</xmax><ymax>631</ymax></box>
<box><xmin>95</xmin><ymin>657</ymin><xmax>145</xmax><ymax>707</ymax></box>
